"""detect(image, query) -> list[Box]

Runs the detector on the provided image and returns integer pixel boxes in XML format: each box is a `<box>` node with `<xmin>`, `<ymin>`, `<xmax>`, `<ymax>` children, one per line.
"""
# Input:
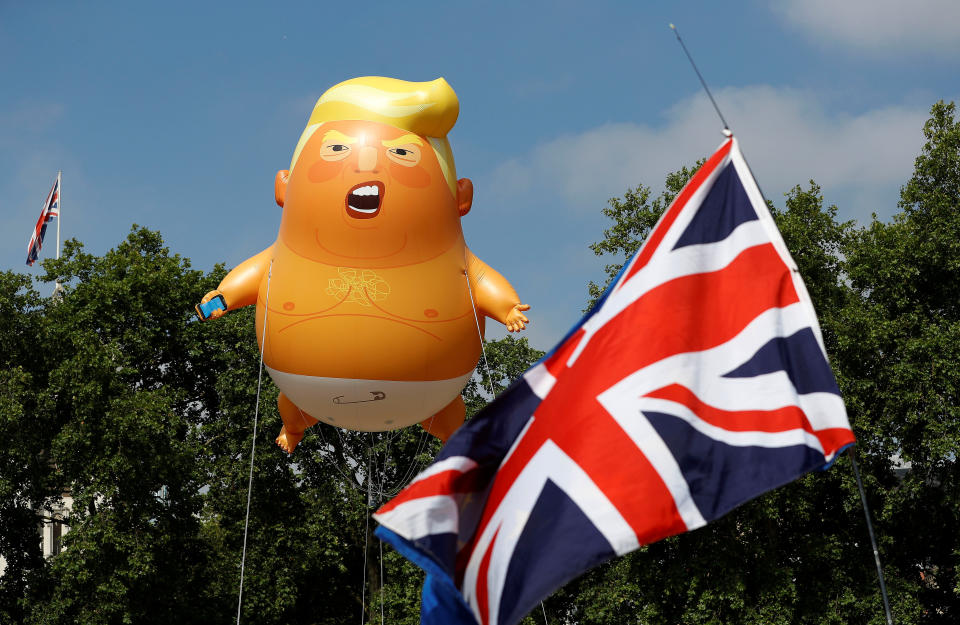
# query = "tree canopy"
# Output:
<box><xmin>1</xmin><ymin>101</ymin><xmax>958</xmax><ymax>624</ymax></box>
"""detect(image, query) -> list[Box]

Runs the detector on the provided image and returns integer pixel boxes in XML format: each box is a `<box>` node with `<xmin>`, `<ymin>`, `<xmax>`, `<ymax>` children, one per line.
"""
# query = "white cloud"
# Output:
<box><xmin>486</xmin><ymin>85</ymin><xmax>930</xmax><ymax>221</ymax></box>
<box><xmin>772</xmin><ymin>0</ymin><xmax>960</xmax><ymax>55</ymax></box>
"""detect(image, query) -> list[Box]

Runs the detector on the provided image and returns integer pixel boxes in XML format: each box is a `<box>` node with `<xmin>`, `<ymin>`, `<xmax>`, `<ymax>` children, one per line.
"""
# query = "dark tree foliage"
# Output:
<box><xmin>0</xmin><ymin>273</ymin><xmax>50</xmax><ymax>623</ymax></box>
<box><xmin>0</xmin><ymin>229</ymin><xmax>380</xmax><ymax>624</ymax></box>
<box><xmin>0</xmin><ymin>228</ymin><xmax>544</xmax><ymax>625</ymax></box>
<box><xmin>839</xmin><ymin>101</ymin><xmax>960</xmax><ymax>623</ymax></box>
<box><xmin>1</xmin><ymin>100</ymin><xmax>957</xmax><ymax>625</ymax></box>
<box><xmin>464</xmin><ymin>335</ymin><xmax>546</xmax><ymax>418</ymax></box>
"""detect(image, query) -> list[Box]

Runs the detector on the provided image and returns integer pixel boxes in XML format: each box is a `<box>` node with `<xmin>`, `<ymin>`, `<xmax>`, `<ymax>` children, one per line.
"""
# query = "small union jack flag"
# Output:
<box><xmin>375</xmin><ymin>136</ymin><xmax>855</xmax><ymax>625</ymax></box>
<box><xmin>26</xmin><ymin>173</ymin><xmax>61</xmax><ymax>267</ymax></box>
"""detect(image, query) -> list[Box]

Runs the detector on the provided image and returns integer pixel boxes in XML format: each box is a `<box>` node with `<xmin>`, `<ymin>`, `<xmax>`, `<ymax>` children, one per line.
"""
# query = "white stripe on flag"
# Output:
<box><xmin>373</xmin><ymin>495</ymin><xmax>462</xmax><ymax>540</ymax></box>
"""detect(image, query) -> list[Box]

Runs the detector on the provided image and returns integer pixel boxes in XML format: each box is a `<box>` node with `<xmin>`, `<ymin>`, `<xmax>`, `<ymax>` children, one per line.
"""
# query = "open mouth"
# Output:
<box><xmin>345</xmin><ymin>181</ymin><xmax>384</xmax><ymax>219</ymax></box>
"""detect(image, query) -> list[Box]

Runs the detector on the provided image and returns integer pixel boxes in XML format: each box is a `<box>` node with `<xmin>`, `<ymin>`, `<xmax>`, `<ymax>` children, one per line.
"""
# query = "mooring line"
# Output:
<box><xmin>236</xmin><ymin>259</ymin><xmax>274</xmax><ymax>625</ymax></box>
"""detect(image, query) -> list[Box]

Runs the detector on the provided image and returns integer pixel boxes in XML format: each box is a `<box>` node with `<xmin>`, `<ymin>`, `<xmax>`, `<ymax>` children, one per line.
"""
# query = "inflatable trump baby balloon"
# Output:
<box><xmin>197</xmin><ymin>77</ymin><xmax>530</xmax><ymax>453</ymax></box>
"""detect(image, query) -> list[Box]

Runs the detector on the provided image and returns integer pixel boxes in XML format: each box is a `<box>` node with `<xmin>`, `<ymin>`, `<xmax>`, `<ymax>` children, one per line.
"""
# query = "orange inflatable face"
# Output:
<box><xmin>280</xmin><ymin>120</ymin><xmax>464</xmax><ymax>268</ymax></box>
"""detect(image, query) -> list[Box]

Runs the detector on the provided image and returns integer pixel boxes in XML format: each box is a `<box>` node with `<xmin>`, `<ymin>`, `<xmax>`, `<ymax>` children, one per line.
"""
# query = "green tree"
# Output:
<box><xmin>0</xmin><ymin>225</ymin><xmax>547</xmax><ymax>624</ymax></box>
<box><xmin>840</xmin><ymin>100</ymin><xmax>960</xmax><ymax>622</ymax></box>
<box><xmin>0</xmin><ymin>272</ymin><xmax>53</xmax><ymax>625</ymax></box>
<box><xmin>0</xmin><ymin>228</ymin><xmax>370</xmax><ymax>624</ymax></box>
<box><xmin>464</xmin><ymin>335</ymin><xmax>546</xmax><ymax>417</ymax></box>
<box><xmin>20</xmin><ymin>230</ymin><xmax>219</xmax><ymax>625</ymax></box>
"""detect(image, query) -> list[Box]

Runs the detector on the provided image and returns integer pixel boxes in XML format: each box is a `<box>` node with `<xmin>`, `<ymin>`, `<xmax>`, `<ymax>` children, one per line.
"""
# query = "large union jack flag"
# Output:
<box><xmin>26</xmin><ymin>173</ymin><xmax>61</xmax><ymax>266</ymax></box>
<box><xmin>375</xmin><ymin>136</ymin><xmax>855</xmax><ymax>625</ymax></box>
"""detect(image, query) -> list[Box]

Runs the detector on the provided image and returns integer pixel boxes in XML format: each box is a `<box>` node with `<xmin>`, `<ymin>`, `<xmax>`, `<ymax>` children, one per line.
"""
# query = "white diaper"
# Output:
<box><xmin>266</xmin><ymin>366</ymin><xmax>474</xmax><ymax>431</ymax></box>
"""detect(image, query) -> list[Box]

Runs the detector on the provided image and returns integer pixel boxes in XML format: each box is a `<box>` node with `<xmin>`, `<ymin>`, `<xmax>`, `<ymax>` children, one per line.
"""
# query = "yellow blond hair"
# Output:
<box><xmin>290</xmin><ymin>77</ymin><xmax>460</xmax><ymax>195</ymax></box>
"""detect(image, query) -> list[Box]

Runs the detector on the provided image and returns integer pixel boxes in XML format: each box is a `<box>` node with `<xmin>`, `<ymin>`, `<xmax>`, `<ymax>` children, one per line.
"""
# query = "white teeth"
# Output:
<box><xmin>347</xmin><ymin>184</ymin><xmax>380</xmax><ymax>214</ymax></box>
<box><xmin>352</xmin><ymin>185</ymin><xmax>379</xmax><ymax>196</ymax></box>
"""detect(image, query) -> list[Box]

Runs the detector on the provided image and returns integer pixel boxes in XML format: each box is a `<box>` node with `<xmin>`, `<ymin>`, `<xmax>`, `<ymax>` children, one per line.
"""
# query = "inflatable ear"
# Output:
<box><xmin>457</xmin><ymin>178</ymin><xmax>473</xmax><ymax>217</ymax></box>
<box><xmin>275</xmin><ymin>170</ymin><xmax>289</xmax><ymax>207</ymax></box>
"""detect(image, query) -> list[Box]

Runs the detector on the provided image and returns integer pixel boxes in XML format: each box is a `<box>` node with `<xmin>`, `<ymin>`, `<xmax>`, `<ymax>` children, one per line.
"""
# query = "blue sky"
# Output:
<box><xmin>3</xmin><ymin>1</ymin><xmax>959</xmax><ymax>349</ymax></box>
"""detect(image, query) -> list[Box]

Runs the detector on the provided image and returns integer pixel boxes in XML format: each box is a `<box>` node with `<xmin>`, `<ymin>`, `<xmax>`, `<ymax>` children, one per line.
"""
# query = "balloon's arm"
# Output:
<box><xmin>198</xmin><ymin>245</ymin><xmax>273</xmax><ymax>320</ymax></box>
<box><xmin>466</xmin><ymin>248</ymin><xmax>530</xmax><ymax>332</ymax></box>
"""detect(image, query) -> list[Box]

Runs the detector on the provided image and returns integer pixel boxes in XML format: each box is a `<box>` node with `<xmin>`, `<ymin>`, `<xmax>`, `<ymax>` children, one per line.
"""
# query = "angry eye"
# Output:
<box><xmin>320</xmin><ymin>142</ymin><xmax>352</xmax><ymax>161</ymax></box>
<box><xmin>386</xmin><ymin>145</ymin><xmax>421</xmax><ymax>167</ymax></box>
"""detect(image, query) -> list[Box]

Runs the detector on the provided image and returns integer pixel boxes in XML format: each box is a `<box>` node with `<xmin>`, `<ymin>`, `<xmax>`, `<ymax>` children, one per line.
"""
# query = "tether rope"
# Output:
<box><xmin>236</xmin><ymin>259</ymin><xmax>273</xmax><ymax>625</ymax></box>
<box><xmin>359</xmin><ymin>432</ymin><xmax>377</xmax><ymax>624</ymax></box>
<box><xmin>464</xmin><ymin>267</ymin><xmax>546</xmax><ymax>625</ymax></box>
<box><xmin>234</xmin><ymin>263</ymin><xmax>498</xmax><ymax>623</ymax></box>
<box><xmin>463</xmin><ymin>269</ymin><xmax>496</xmax><ymax>397</ymax></box>
<box><xmin>376</xmin><ymin>268</ymin><xmax>492</xmax><ymax>500</ymax></box>
<box><xmin>306</xmin><ymin>414</ymin><xmax>367</xmax><ymax>495</ymax></box>
<box><xmin>378</xmin><ymin>432</ymin><xmax>387</xmax><ymax>625</ymax></box>
<box><xmin>273</xmin><ymin>264</ymin><xmax>500</xmax><ymax>623</ymax></box>
<box><xmin>378</xmin><ymin>417</ymin><xmax>435</xmax><ymax>499</ymax></box>
<box><xmin>360</xmin><ymin>268</ymin><xmax>498</xmax><ymax>621</ymax></box>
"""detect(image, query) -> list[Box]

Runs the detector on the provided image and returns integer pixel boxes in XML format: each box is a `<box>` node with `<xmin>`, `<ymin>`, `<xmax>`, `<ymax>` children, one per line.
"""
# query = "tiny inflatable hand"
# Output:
<box><xmin>196</xmin><ymin>290</ymin><xmax>228</xmax><ymax>321</ymax></box>
<box><xmin>505</xmin><ymin>304</ymin><xmax>531</xmax><ymax>332</ymax></box>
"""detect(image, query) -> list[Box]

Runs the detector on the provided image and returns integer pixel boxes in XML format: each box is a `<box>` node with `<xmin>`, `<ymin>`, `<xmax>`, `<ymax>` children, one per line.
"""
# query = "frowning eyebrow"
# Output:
<box><xmin>321</xmin><ymin>129</ymin><xmax>358</xmax><ymax>144</ymax></box>
<box><xmin>382</xmin><ymin>134</ymin><xmax>424</xmax><ymax>148</ymax></box>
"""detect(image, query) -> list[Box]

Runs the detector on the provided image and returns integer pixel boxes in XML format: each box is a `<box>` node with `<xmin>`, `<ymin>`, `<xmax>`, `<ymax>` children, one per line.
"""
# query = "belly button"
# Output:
<box><xmin>424</xmin><ymin>308</ymin><xmax>438</xmax><ymax>318</ymax></box>
<box><xmin>283</xmin><ymin>301</ymin><xmax>295</xmax><ymax>311</ymax></box>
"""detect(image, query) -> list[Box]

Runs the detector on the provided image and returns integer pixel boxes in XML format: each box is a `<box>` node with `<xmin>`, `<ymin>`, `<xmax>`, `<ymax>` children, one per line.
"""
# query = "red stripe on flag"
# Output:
<box><xmin>644</xmin><ymin>384</ymin><xmax>816</xmax><ymax>433</ymax></box>
<box><xmin>377</xmin><ymin>468</ymin><xmax>483</xmax><ymax>514</ymax></box>
<box><xmin>588</xmin><ymin>243</ymin><xmax>800</xmax><ymax>383</ymax></box>
<box><xmin>477</xmin><ymin>525</ymin><xmax>500</xmax><ymax>625</ymax></box>
<box><xmin>542</xmin><ymin>328</ymin><xmax>584</xmax><ymax>378</ymax></box>
<box><xmin>814</xmin><ymin>428</ymin><xmax>857</xmax><ymax>456</ymax></box>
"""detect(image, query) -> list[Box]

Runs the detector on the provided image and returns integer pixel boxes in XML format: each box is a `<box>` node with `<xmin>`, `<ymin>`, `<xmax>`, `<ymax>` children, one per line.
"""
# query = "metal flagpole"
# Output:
<box><xmin>668</xmin><ymin>22</ymin><xmax>894</xmax><ymax>624</ymax></box>
<box><xmin>848</xmin><ymin>448</ymin><xmax>895</xmax><ymax>625</ymax></box>
<box><xmin>56</xmin><ymin>171</ymin><xmax>61</xmax><ymax>260</ymax></box>
<box><xmin>669</xmin><ymin>23</ymin><xmax>730</xmax><ymax>131</ymax></box>
<box><xmin>53</xmin><ymin>171</ymin><xmax>64</xmax><ymax>299</ymax></box>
